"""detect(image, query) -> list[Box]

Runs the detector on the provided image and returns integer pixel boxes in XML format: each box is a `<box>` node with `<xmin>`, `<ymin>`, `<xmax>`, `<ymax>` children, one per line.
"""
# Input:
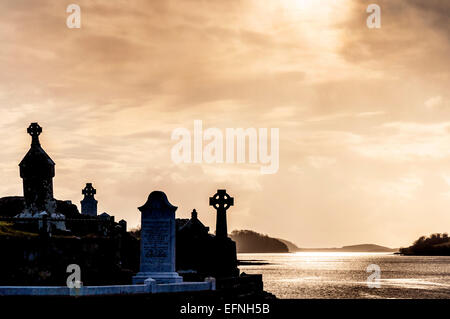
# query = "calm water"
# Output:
<box><xmin>238</xmin><ymin>252</ymin><xmax>450</xmax><ymax>299</ymax></box>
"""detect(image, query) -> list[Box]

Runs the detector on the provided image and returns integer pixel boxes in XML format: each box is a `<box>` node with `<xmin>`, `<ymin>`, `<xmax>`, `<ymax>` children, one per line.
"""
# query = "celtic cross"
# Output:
<box><xmin>82</xmin><ymin>183</ymin><xmax>96</xmax><ymax>198</ymax></box>
<box><xmin>209</xmin><ymin>189</ymin><xmax>234</xmax><ymax>239</ymax></box>
<box><xmin>27</xmin><ymin>122</ymin><xmax>42</xmax><ymax>146</ymax></box>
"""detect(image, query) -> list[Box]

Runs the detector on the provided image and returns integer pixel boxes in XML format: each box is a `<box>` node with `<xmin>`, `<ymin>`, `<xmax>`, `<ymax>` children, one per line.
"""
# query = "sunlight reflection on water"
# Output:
<box><xmin>238</xmin><ymin>252</ymin><xmax>450</xmax><ymax>299</ymax></box>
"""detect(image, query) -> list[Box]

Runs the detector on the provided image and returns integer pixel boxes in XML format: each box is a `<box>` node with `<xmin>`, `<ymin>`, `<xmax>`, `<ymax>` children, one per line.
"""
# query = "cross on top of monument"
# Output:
<box><xmin>82</xmin><ymin>183</ymin><xmax>96</xmax><ymax>198</ymax></box>
<box><xmin>27</xmin><ymin>122</ymin><xmax>42</xmax><ymax>146</ymax></box>
<box><xmin>209</xmin><ymin>189</ymin><xmax>234</xmax><ymax>211</ymax></box>
<box><xmin>209</xmin><ymin>189</ymin><xmax>234</xmax><ymax>239</ymax></box>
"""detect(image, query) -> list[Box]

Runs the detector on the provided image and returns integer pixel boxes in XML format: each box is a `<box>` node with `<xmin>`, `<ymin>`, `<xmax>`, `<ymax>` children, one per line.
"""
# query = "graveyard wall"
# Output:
<box><xmin>0</xmin><ymin>234</ymin><xmax>139</xmax><ymax>286</ymax></box>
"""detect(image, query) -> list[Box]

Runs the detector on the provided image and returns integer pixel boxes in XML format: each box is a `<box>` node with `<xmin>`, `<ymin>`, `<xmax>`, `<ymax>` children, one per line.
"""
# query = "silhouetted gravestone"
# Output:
<box><xmin>208</xmin><ymin>189</ymin><xmax>239</xmax><ymax>277</ymax></box>
<box><xmin>19</xmin><ymin>123</ymin><xmax>56</xmax><ymax>214</ymax></box>
<box><xmin>119</xmin><ymin>219</ymin><xmax>127</xmax><ymax>232</ymax></box>
<box><xmin>132</xmin><ymin>191</ymin><xmax>182</xmax><ymax>284</ymax></box>
<box><xmin>176</xmin><ymin>209</ymin><xmax>211</xmax><ymax>277</ymax></box>
<box><xmin>81</xmin><ymin>183</ymin><xmax>98</xmax><ymax>216</ymax></box>
<box><xmin>209</xmin><ymin>190</ymin><xmax>234</xmax><ymax>239</ymax></box>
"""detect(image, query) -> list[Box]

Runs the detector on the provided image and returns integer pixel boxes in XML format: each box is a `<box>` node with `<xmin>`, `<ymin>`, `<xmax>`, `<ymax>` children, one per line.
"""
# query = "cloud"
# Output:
<box><xmin>340</xmin><ymin>0</ymin><xmax>450</xmax><ymax>78</ymax></box>
<box><xmin>424</xmin><ymin>96</ymin><xmax>443</xmax><ymax>109</ymax></box>
<box><xmin>0</xmin><ymin>0</ymin><xmax>449</xmax><ymax>247</ymax></box>
<box><xmin>351</xmin><ymin>122</ymin><xmax>450</xmax><ymax>162</ymax></box>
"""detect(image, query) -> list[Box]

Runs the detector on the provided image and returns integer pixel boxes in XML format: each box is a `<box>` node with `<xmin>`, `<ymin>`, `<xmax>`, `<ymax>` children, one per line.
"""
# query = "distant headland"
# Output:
<box><xmin>232</xmin><ymin>229</ymin><xmax>450</xmax><ymax>256</ymax></box>
<box><xmin>295</xmin><ymin>244</ymin><xmax>398</xmax><ymax>253</ymax></box>
<box><xmin>231</xmin><ymin>229</ymin><xmax>398</xmax><ymax>253</ymax></box>
<box><xmin>231</xmin><ymin>230</ymin><xmax>290</xmax><ymax>253</ymax></box>
<box><xmin>399</xmin><ymin>233</ymin><xmax>450</xmax><ymax>256</ymax></box>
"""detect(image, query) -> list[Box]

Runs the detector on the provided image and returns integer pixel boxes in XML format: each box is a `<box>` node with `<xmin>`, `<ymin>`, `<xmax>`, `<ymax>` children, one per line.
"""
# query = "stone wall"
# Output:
<box><xmin>0</xmin><ymin>235</ymin><xmax>139</xmax><ymax>286</ymax></box>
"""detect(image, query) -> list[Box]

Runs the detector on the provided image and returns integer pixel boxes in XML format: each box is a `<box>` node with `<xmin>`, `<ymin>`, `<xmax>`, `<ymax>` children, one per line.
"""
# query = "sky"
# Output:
<box><xmin>0</xmin><ymin>0</ymin><xmax>449</xmax><ymax>248</ymax></box>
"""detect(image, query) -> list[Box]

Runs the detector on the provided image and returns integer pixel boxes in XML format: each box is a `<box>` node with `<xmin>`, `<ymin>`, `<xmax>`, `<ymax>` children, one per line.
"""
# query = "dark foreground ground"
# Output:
<box><xmin>0</xmin><ymin>293</ymin><xmax>448</xmax><ymax>318</ymax></box>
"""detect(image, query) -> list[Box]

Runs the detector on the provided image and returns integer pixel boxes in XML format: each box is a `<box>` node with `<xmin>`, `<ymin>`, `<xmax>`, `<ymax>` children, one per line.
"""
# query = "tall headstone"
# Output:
<box><xmin>209</xmin><ymin>189</ymin><xmax>234</xmax><ymax>239</ymax></box>
<box><xmin>19</xmin><ymin>123</ymin><xmax>56</xmax><ymax>214</ymax></box>
<box><xmin>208</xmin><ymin>189</ymin><xmax>239</xmax><ymax>277</ymax></box>
<box><xmin>80</xmin><ymin>183</ymin><xmax>98</xmax><ymax>217</ymax></box>
<box><xmin>132</xmin><ymin>191</ymin><xmax>182</xmax><ymax>284</ymax></box>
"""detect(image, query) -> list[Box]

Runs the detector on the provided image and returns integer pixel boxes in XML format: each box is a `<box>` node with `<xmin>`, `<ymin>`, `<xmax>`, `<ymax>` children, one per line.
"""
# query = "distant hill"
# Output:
<box><xmin>230</xmin><ymin>230</ymin><xmax>289</xmax><ymax>253</ymax></box>
<box><xmin>231</xmin><ymin>230</ymin><xmax>397</xmax><ymax>253</ymax></box>
<box><xmin>297</xmin><ymin>244</ymin><xmax>397</xmax><ymax>253</ymax></box>
<box><xmin>277</xmin><ymin>238</ymin><xmax>300</xmax><ymax>252</ymax></box>
<box><xmin>270</xmin><ymin>239</ymin><xmax>396</xmax><ymax>253</ymax></box>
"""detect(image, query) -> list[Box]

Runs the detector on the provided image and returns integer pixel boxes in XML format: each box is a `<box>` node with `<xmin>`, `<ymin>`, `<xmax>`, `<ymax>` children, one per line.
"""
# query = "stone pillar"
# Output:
<box><xmin>132</xmin><ymin>191</ymin><xmax>182</xmax><ymax>284</ymax></box>
<box><xmin>209</xmin><ymin>189</ymin><xmax>239</xmax><ymax>277</ymax></box>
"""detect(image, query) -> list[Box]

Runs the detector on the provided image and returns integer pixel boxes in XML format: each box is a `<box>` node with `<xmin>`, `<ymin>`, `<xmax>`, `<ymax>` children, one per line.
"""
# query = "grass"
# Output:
<box><xmin>0</xmin><ymin>221</ymin><xmax>39</xmax><ymax>237</ymax></box>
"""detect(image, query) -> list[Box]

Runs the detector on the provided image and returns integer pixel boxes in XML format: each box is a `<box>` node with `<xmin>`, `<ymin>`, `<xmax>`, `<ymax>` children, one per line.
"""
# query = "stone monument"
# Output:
<box><xmin>132</xmin><ymin>191</ymin><xmax>182</xmax><ymax>284</ymax></box>
<box><xmin>208</xmin><ymin>189</ymin><xmax>239</xmax><ymax>277</ymax></box>
<box><xmin>19</xmin><ymin>123</ymin><xmax>56</xmax><ymax>215</ymax></box>
<box><xmin>81</xmin><ymin>183</ymin><xmax>98</xmax><ymax>217</ymax></box>
<box><xmin>16</xmin><ymin>123</ymin><xmax>67</xmax><ymax>231</ymax></box>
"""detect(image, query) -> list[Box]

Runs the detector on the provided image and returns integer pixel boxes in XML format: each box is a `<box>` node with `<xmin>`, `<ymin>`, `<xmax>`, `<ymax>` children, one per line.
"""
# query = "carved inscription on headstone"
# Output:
<box><xmin>142</xmin><ymin>220</ymin><xmax>170</xmax><ymax>262</ymax></box>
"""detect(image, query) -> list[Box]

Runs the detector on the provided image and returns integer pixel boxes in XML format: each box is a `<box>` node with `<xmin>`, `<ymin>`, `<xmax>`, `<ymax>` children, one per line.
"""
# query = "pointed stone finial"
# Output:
<box><xmin>27</xmin><ymin>122</ymin><xmax>42</xmax><ymax>146</ymax></box>
<box><xmin>191</xmin><ymin>209</ymin><xmax>198</xmax><ymax>219</ymax></box>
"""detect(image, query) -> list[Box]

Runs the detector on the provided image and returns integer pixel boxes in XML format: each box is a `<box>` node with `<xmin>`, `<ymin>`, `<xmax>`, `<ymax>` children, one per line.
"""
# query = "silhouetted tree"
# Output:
<box><xmin>400</xmin><ymin>233</ymin><xmax>450</xmax><ymax>256</ymax></box>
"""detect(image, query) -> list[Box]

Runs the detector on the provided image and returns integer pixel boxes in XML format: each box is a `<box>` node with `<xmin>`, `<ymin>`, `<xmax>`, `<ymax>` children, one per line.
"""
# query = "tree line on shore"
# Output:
<box><xmin>400</xmin><ymin>233</ymin><xmax>450</xmax><ymax>255</ymax></box>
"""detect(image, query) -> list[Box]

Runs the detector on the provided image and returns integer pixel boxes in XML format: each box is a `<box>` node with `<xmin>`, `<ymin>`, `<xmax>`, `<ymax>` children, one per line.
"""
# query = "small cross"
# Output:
<box><xmin>82</xmin><ymin>183</ymin><xmax>96</xmax><ymax>197</ymax></box>
<box><xmin>27</xmin><ymin>122</ymin><xmax>42</xmax><ymax>146</ymax></box>
<box><xmin>209</xmin><ymin>190</ymin><xmax>234</xmax><ymax>211</ymax></box>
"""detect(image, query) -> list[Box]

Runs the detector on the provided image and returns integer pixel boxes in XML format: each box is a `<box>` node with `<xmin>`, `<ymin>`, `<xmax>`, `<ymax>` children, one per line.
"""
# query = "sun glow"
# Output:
<box><xmin>279</xmin><ymin>0</ymin><xmax>352</xmax><ymax>22</ymax></box>
<box><xmin>282</xmin><ymin>0</ymin><xmax>322</xmax><ymax>11</ymax></box>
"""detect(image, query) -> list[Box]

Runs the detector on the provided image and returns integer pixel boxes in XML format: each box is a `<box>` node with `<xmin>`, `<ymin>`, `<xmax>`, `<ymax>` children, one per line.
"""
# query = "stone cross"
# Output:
<box><xmin>82</xmin><ymin>183</ymin><xmax>96</xmax><ymax>197</ymax></box>
<box><xmin>209</xmin><ymin>189</ymin><xmax>234</xmax><ymax>239</ymax></box>
<box><xmin>132</xmin><ymin>191</ymin><xmax>182</xmax><ymax>284</ymax></box>
<box><xmin>81</xmin><ymin>183</ymin><xmax>98</xmax><ymax>217</ymax></box>
<box><xmin>27</xmin><ymin>122</ymin><xmax>42</xmax><ymax>146</ymax></box>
